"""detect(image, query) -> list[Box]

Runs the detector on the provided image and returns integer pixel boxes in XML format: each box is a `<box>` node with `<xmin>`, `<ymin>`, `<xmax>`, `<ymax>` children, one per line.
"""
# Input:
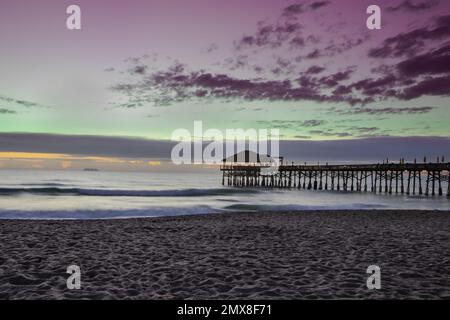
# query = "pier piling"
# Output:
<box><xmin>220</xmin><ymin>161</ymin><xmax>450</xmax><ymax>198</ymax></box>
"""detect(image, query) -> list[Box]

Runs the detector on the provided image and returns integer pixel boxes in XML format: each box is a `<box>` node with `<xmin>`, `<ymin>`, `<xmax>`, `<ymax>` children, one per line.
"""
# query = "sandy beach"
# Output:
<box><xmin>0</xmin><ymin>210</ymin><xmax>449</xmax><ymax>300</ymax></box>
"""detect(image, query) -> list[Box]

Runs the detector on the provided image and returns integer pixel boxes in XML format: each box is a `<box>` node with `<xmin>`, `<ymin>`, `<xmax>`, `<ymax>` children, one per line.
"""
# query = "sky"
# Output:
<box><xmin>0</xmin><ymin>0</ymin><xmax>449</xmax><ymax>170</ymax></box>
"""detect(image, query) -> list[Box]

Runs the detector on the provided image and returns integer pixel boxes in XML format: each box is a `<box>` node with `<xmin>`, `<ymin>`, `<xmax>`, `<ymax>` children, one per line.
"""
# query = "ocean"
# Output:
<box><xmin>0</xmin><ymin>169</ymin><xmax>449</xmax><ymax>219</ymax></box>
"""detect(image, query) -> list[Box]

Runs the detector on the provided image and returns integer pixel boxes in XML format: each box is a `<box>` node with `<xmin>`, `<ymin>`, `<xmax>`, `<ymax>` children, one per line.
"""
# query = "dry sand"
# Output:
<box><xmin>0</xmin><ymin>210</ymin><xmax>449</xmax><ymax>299</ymax></box>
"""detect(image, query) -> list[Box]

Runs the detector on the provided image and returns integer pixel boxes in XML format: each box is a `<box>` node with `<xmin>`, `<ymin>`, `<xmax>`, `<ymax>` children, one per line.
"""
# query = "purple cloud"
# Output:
<box><xmin>235</xmin><ymin>19</ymin><xmax>303</xmax><ymax>50</ymax></box>
<box><xmin>396</xmin><ymin>44</ymin><xmax>450</xmax><ymax>76</ymax></box>
<box><xmin>110</xmin><ymin>6</ymin><xmax>450</xmax><ymax>109</ymax></box>
<box><xmin>368</xmin><ymin>15</ymin><xmax>450</xmax><ymax>58</ymax></box>
<box><xmin>305</xmin><ymin>65</ymin><xmax>325</xmax><ymax>74</ymax></box>
<box><xmin>111</xmin><ymin>61</ymin><xmax>372</xmax><ymax>106</ymax></box>
<box><xmin>319</xmin><ymin>69</ymin><xmax>354</xmax><ymax>87</ymax></box>
<box><xmin>309</xmin><ymin>1</ymin><xmax>331</xmax><ymax>10</ymax></box>
<box><xmin>131</xmin><ymin>65</ymin><xmax>148</xmax><ymax>75</ymax></box>
<box><xmin>400</xmin><ymin>75</ymin><xmax>450</xmax><ymax>100</ymax></box>
<box><xmin>283</xmin><ymin>1</ymin><xmax>331</xmax><ymax>15</ymax></box>
<box><xmin>305</xmin><ymin>49</ymin><xmax>321</xmax><ymax>59</ymax></box>
<box><xmin>387</xmin><ymin>0</ymin><xmax>439</xmax><ymax>12</ymax></box>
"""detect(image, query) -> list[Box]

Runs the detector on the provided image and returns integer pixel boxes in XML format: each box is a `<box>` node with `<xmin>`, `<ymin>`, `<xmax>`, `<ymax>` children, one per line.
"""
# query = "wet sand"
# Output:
<box><xmin>0</xmin><ymin>210</ymin><xmax>449</xmax><ymax>299</ymax></box>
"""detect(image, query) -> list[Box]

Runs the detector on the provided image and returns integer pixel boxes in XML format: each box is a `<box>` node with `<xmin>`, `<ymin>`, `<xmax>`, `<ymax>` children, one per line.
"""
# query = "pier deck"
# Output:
<box><xmin>220</xmin><ymin>162</ymin><xmax>450</xmax><ymax>196</ymax></box>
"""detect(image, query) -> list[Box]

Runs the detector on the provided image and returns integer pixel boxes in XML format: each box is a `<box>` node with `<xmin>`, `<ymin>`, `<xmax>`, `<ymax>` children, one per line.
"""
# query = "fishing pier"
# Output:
<box><xmin>221</xmin><ymin>160</ymin><xmax>450</xmax><ymax>197</ymax></box>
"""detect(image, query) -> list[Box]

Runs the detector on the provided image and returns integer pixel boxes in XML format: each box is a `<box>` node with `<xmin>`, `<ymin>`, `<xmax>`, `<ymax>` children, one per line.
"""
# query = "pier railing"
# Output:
<box><xmin>220</xmin><ymin>162</ymin><xmax>450</xmax><ymax>196</ymax></box>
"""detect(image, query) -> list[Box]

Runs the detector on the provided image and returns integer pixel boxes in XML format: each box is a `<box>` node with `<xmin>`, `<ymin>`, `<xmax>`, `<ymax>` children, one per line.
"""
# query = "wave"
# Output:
<box><xmin>0</xmin><ymin>202</ymin><xmax>447</xmax><ymax>220</ymax></box>
<box><xmin>0</xmin><ymin>187</ymin><xmax>260</xmax><ymax>197</ymax></box>
<box><xmin>0</xmin><ymin>207</ymin><xmax>219</xmax><ymax>220</ymax></box>
<box><xmin>19</xmin><ymin>183</ymin><xmax>69</xmax><ymax>187</ymax></box>
<box><xmin>0</xmin><ymin>203</ymin><xmax>389</xmax><ymax>220</ymax></box>
<box><xmin>223</xmin><ymin>203</ymin><xmax>389</xmax><ymax>211</ymax></box>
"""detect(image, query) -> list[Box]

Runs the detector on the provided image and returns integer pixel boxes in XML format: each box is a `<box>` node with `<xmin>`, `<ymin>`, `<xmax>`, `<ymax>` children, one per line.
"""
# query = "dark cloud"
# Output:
<box><xmin>349</xmin><ymin>75</ymin><xmax>398</xmax><ymax>97</ymax></box>
<box><xmin>344</xmin><ymin>51</ymin><xmax>450</xmax><ymax>100</ymax></box>
<box><xmin>224</xmin><ymin>55</ymin><xmax>250</xmax><ymax>71</ymax></box>
<box><xmin>305</xmin><ymin>66</ymin><xmax>325</xmax><ymax>74</ymax></box>
<box><xmin>332</xmin><ymin>85</ymin><xmax>352</xmax><ymax>96</ymax></box>
<box><xmin>295</xmin><ymin>33</ymin><xmax>367</xmax><ymax>62</ymax></box>
<box><xmin>336</xmin><ymin>106</ymin><xmax>435</xmax><ymax>115</ymax></box>
<box><xmin>0</xmin><ymin>133</ymin><xmax>174</xmax><ymax>159</ymax></box>
<box><xmin>111</xmin><ymin>62</ymin><xmax>373</xmax><ymax>106</ymax></box>
<box><xmin>368</xmin><ymin>15</ymin><xmax>450</xmax><ymax>58</ymax></box>
<box><xmin>0</xmin><ymin>96</ymin><xmax>14</xmax><ymax>103</ymax></box>
<box><xmin>279</xmin><ymin>137</ymin><xmax>450</xmax><ymax>162</ymax></box>
<box><xmin>1</xmin><ymin>133</ymin><xmax>449</xmax><ymax>163</ymax></box>
<box><xmin>312</xmin><ymin>126</ymin><xmax>385</xmax><ymax>138</ymax></box>
<box><xmin>235</xmin><ymin>16</ymin><xmax>366</xmax><ymax>62</ymax></box>
<box><xmin>309</xmin><ymin>1</ymin><xmax>331</xmax><ymax>10</ymax></box>
<box><xmin>234</xmin><ymin>0</ymin><xmax>357</xmax><ymax>59</ymax></box>
<box><xmin>257</xmin><ymin>119</ymin><xmax>326</xmax><ymax>129</ymax></box>
<box><xmin>289</xmin><ymin>36</ymin><xmax>305</xmax><ymax>48</ymax></box>
<box><xmin>283</xmin><ymin>4</ymin><xmax>305</xmax><ymax>15</ymax></box>
<box><xmin>204</xmin><ymin>43</ymin><xmax>219</xmax><ymax>53</ymax></box>
<box><xmin>396</xmin><ymin>44</ymin><xmax>450</xmax><ymax>77</ymax></box>
<box><xmin>399</xmin><ymin>75</ymin><xmax>450</xmax><ymax>100</ymax></box>
<box><xmin>270</xmin><ymin>56</ymin><xmax>297</xmax><ymax>76</ymax></box>
<box><xmin>0</xmin><ymin>95</ymin><xmax>46</xmax><ymax>109</ymax></box>
<box><xmin>15</xmin><ymin>100</ymin><xmax>39</xmax><ymax>108</ymax></box>
<box><xmin>308</xmin><ymin>130</ymin><xmax>352</xmax><ymax>137</ymax></box>
<box><xmin>131</xmin><ymin>65</ymin><xmax>148</xmax><ymax>75</ymax></box>
<box><xmin>387</xmin><ymin>0</ymin><xmax>439</xmax><ymax>12</ymax></box>
<box><xmin>112</xmin><ymin>12</ymin><xmax>449</xmax><ymax>108</ymax></box>
<box><xmin>283</xmin><ymin>1</ymin><xmax>330</xmax><ymax>15</ymax></box>
<box><xmin>203</xmin><ymin>0</ymin><xmax>367</xmax><ymax>89</ymax></box>
<box><xmin>351</xmin><ymin>127</ymin><xmax>379</xmax><ymax>133</ymax></box>
<box><xmin>323</xmin><ymin>36</ymin><xmax>366</xmax><ymax>56</ymax></box>
<box><xmin>301</xmin><ymin>119</ymin><xmax>326</xmax><ymax>127</ymax></box>
<box><xmin>318</xmin><ymin>73</ymin><xmax>401</xmax><ymax>103</ymax></box>
<box><xmin>235</xmin><ymin>19</ymin><xmax>303</xmax><ymax>50</ymax></box>
<box><xmin>334</xmin><ymin>132</ymin><xmax>353</xmax><ymax>137</ymax></box>
<box><xmin>319</xmin><ymin>69</ymin><xmax>354</xmax><ymax>87</ymax></box>
<box><xmin>365</xmin><ymin>38</ymin><xmax>450</xmax><ymax>101</ymax></box>
<box><xmin>0</xmin><ymin>108</ymin><xmax>16</xmax><ymax>114</ymax></box>
<box><xmin>305</xmin><ymin>49</ymin><xmax>321</xmax><ymax>59</ymax></box>
<box><xmin>113</xmin><ymin>46</ymin><xmax>450</xmax><ymax>106</ymax></box>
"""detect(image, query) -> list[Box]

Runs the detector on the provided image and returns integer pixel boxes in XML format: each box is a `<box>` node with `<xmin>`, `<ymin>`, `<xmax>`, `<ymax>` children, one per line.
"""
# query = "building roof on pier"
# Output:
<box><xmin>222</xmin><ymin>150</ymin><xmax>280</xmax><ymax>164</ymax></box>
